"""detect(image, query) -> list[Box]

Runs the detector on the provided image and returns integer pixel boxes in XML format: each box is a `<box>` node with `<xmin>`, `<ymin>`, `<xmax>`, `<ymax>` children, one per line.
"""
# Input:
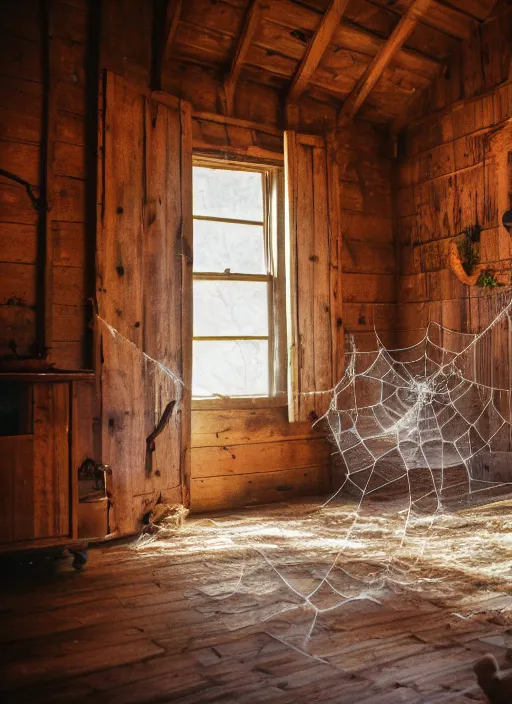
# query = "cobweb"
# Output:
<box><xmin>269</xmin><ymin>292</ymin><xmax>512</xmax><ymax>636</ymax></box>
<box><xmin>135</xmin><ymin>293</ymin><xmax>512</xmax><ymax>651</ymax></box>
<box><xmin>324</xmin><ymin>294</ymin><xmax>512</xmax><ymax>521</ymax></box>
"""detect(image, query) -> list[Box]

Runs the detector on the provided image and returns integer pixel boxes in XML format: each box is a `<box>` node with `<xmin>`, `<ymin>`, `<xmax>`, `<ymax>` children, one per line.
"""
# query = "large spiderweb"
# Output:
<box><xmin>136</xmin><ymin>294</ymin><xmax>512</xmax><ymax>652</ymax></box>
<box><xmin>233</xmin><ymin>295</ymin><xmax>512</xmax><ymax>637</ymax></box>
<box><xmin>325</xmin><ymin>296</ymin><xmax>512</xmax><ymax>520</ymax></box>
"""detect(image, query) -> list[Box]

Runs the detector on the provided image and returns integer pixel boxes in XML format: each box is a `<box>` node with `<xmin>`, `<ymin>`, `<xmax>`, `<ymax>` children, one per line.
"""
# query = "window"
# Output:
<box><xmin>192</xmin><ymin>160</ymin><xmax>285</xmax><ymax>400</ymax></box>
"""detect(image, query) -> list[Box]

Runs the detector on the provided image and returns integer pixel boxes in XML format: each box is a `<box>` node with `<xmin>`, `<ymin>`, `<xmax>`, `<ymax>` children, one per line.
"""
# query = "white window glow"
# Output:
<box><xmin>192</xmin><ymin>165</ymin><xmax>270</xmax><ymax>398</ymax></box>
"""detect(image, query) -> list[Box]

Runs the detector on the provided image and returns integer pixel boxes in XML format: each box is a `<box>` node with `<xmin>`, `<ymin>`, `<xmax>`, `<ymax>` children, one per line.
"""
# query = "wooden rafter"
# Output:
<box><xmin>338</xmin><ymin>0</ymin><xmax>433</xmax><ymax>127</ymax></box>
<box><xmin>224</xmin><ymin>0</ymin><xmax>260</xmax><ymax>116</ymax></box>
<box><xmin>154</xmin><ymin>0</ymin><xmax>182</xmax><ymax>89</ymax></box>
<box><xmin>163</xmin><ymin>0</ymin><xmax>182</xmax><ymax>62</ymax></box>
<box><xmin>287</xmin><ymin>0</ymin><xmax>349</xmax><ymax>117</ymax></box>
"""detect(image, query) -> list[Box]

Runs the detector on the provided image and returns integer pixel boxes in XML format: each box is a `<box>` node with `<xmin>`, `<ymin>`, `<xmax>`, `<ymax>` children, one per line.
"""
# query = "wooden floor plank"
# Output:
<box><xmin>0</xmin><ymin>639</ymin><xmax>166</xmax><ymax>690</ymax></box>
<box><xmin>2</xmin><ymin>498</ymin><xmax>509</xmax><ymax>703</ymax></box>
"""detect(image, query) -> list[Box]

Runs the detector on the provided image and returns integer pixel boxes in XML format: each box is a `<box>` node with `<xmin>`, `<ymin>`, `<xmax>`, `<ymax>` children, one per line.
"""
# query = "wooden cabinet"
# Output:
<box><xmin>0</xmin><ymin>374</ymin><xmax>97</xmax><ymax>551</ymax></box>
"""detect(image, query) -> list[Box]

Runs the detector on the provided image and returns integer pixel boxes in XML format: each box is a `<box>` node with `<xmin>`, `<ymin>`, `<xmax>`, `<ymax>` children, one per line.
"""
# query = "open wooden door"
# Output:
<box><xmin>97</xmin><ymin>71</ymin><xmax>192</xmax><ymax>536</ymax></box>
<box><xmin>284</xmin><ymin>132</ymin><xmax>344</xmax><ymax>424</ymax></box>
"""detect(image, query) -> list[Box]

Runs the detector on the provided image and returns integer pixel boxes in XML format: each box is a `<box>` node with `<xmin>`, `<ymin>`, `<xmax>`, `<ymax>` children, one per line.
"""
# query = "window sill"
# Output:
<box><xmin>191</xmin><ymin>395</ymin><xmax>287</xmax><ymax>411</ymax></box>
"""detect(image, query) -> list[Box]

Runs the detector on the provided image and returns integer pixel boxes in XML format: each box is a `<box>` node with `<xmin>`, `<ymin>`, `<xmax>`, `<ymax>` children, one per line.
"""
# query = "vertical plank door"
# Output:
<box><xmin>284</xmin><ymin>132</ymin><xmax>343</xmax><ymax>423</ymax></box>
<box><xmin>97</xmin><ymin>72</ymin><xmax>192</xmax><ymax>536</ymax></box>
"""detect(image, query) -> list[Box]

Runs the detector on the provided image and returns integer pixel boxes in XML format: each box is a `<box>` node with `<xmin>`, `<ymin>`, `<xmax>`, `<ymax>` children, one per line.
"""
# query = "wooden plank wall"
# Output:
<box><xmin>191</xmin><ymin>406</ymin><xmax>332</xmax><ymax>512</ymax></box>
<box><xmin>396</xmin><ymin>1</ymin><xmax>512</xmax><ymax>359</ymax></box>
<box><xmin>0</xmin><ymin>0</ymin><xmax>157</xmax><ymax>370</ymax></box>
<box><xmin>338</xmin><ymin>122</ymin><xmax>397</xmax><ymax>352</ymax></box>
<box><xmin>0</xmin><ymin>0</ymin><xmax>92</xmax><ymax>369</ymax></box>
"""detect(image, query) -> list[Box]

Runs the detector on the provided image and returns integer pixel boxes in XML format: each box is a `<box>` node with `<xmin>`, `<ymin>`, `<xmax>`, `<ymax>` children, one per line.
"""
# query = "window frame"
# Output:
<box><xmin>191</xmin><ymin>156</ymin><xmax>286</xmax><ymax>409</ymax></box>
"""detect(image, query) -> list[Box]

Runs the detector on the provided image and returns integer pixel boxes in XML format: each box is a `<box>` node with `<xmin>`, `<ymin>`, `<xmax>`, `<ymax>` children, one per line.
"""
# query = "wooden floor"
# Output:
<box><xmin>1</xmin><ymin>499</ymin><xmax>512</xmax><ymax>703</ymax></box>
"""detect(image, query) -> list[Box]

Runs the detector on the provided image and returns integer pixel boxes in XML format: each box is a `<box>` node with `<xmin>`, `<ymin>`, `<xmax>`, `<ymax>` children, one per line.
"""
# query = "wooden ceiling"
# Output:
<box><xmin>162</xmin><ymin>0</ymin><xmax>499</xmax><ymax>127</ymax></box>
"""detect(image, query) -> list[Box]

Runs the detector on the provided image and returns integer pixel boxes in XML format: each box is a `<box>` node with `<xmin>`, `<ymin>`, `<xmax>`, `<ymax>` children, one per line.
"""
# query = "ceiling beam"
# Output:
<box><xmin>224</xmin><ymin>0</ymin><xmax>261</xmax><ymax>116</ymax></box>
<box><xmin>151</xmin><ymin>0</ymin><xmax>182</xmax><ymax>90</ymax></box>
<box><xmin>337</xmin><ymin>0</ymin><xmax>433</xmax><ymax>127</ymax></box>
<box><xmin>286</xmin><ymin>0</ymin><xmax>349</xmax><ymax>118</ymax></box>
<box><xmin>154</xmin><ymin>0</ymin><xmax>182</xmax><ymax>89</ymax></box>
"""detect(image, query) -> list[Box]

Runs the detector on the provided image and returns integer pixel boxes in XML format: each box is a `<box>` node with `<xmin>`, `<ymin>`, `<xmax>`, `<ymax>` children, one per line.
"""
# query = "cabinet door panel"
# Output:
<box><xmin>32</xmin><ymin>383</ymin><xmax>70</xmax><ymax>540</ymax></box>
<box><xmin>0</xmin><ymin>436</ymin><xmax>34</xmax><ymax>543</ymax></box>
<box><xmin>0</xmin><ymin>382</ymin><xmax>70</xmax><ymax>546</ymax></box>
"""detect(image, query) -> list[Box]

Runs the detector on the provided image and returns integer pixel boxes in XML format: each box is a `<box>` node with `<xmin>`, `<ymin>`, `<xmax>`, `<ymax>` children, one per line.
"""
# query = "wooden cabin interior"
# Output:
<box><xmin>2</xmin><ymin>0</ymin><xmax>512</xmax><ymax>701</ymax></box>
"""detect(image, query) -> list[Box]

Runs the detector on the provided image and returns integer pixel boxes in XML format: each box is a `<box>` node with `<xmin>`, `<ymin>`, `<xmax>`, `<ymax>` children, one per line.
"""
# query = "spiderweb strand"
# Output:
<box><xmin>96</xmin><ymin>314</ymin><xmax>184</xmax><ymax>391</ymax></box>
<box><xmin>97</xmin><ymin>314</ymin><xmax>184</xmax><ymax>484</ymax></box>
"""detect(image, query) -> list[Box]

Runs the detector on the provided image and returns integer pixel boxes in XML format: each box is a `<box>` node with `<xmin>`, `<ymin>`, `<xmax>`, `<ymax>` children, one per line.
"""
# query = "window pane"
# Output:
<box><xmin>193</xmin><ymin>167</ymin><xmax>263</xmax><ymax>221</ymax></box>
<box><xmin>194</xmin><ymin>280</ymin><xmax>268</xmax><ymax>337</ymax></box>
<box><xmin>194</xmin><ymin>220</ymin><xmax>265</xmax><ymax>274</ymax></box>
<box><xmin>193</xmin><ymin>340</ymin><xmax>269</xmax><ymax>397</ymax></box>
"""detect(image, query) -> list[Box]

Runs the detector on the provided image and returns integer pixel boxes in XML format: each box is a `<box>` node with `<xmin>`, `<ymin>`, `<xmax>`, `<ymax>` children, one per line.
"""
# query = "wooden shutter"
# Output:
<box><xmin>284</xmin><ymin>132</ymin><xmax>343</xmax><ymax>423</ymax></box>
<box><xmin>97</xmin><ymin>72</ymin><xmax>192</xmax><ymax>536</ymax></box>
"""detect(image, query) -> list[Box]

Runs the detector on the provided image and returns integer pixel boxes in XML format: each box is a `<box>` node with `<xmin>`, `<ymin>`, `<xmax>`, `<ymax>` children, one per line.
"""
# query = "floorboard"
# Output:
<box><xmin>1</xmin><ymin>498</ymin><xmax>511</xmax><ymax>703</ymax></box>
